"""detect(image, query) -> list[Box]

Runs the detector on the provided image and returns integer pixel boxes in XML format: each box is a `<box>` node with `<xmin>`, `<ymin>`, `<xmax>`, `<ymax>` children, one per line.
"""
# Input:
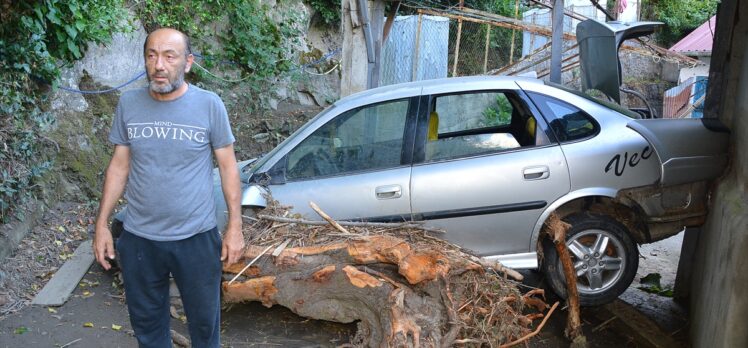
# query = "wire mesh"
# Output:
<box><xmin>381</xmin><ymin>14</ymin><xmax>524</xmax><ymax>82</ymax></box>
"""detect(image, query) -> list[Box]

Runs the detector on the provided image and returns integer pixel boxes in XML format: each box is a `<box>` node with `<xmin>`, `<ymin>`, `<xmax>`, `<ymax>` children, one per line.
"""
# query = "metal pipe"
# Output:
<box><xmin>621</xmin><ymin>87</ymin><xmax>658</xmax><ymax>118</ymax></box>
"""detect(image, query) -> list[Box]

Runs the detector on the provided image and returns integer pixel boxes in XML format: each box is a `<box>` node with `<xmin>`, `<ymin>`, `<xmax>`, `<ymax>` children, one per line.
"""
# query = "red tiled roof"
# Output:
<box><xmin>670</xmin><ymin>16</ymin><xmax>716</xmax><ymax>54</ymax></box>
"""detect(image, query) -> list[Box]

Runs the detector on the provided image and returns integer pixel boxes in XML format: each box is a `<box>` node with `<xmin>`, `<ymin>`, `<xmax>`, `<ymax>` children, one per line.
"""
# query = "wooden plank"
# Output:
<box><xmin>32</xmin><ymin>240</ymin><xmax>94</xmax><ymax>306</ymax></box>
<box><xmin>418</xmin><ymin>8</ymin><xmax>577</xmax><ymax>41</ymax></box>
<box><xmin>420</xmin><ymin>6</ymin><xmax>700</xmax><ymax>66</ymax></box>
<box><xmin>600</xmin><ymin>300</ymin><xmax>683</xmax><ymax>348</ymax></box>
<box><xmin>382</xmin><ymin>1</ymin><xmax>400</xmax><ymax>42</ymax></box>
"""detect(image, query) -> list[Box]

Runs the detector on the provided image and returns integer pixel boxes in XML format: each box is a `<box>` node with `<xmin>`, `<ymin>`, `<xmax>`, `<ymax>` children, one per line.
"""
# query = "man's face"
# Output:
<box><xmin>144</xmin><ymin>30</ymin><xmax>193</xmax><ymax>94</ymax></box>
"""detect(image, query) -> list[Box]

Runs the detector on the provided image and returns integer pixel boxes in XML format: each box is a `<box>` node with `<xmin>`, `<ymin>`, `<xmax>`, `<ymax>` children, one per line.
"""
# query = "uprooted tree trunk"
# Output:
<box><xmin>222</xmin><ymin>202</ymin><xmax>554</xmax><ymax>347</ymax></box>
<box><xmin>224</xmin><ymin>236</ymin><xmax>462</xmax><ymax>346</ymax></box>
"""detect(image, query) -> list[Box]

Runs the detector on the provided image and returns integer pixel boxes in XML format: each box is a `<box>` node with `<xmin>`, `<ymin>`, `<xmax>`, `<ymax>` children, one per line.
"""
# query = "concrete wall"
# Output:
<box><xmin>688</xmin><ymin>1</ymin><xmax>748</xmax><ymax>347</ymax></box>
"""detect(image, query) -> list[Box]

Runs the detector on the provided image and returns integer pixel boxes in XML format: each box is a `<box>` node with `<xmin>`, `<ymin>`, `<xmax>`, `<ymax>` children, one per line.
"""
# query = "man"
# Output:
<box><xmin>93</xmin><ymin>28</ymin><xmax>244</xmax><ymax>347</ymax></box>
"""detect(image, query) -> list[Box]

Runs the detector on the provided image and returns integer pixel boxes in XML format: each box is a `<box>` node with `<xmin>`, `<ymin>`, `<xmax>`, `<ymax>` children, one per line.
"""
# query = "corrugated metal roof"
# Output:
<box><xmin>670</xmin><ymin>16</ymin><xmax>716</xmax><ymax>54</ymax></box>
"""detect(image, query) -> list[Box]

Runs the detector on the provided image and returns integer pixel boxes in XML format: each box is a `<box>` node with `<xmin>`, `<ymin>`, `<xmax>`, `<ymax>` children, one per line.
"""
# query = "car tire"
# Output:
<box><xmin>541</xmin><ymin>213</ymin><xmax>638</xmax><ymax>306</ymax></box>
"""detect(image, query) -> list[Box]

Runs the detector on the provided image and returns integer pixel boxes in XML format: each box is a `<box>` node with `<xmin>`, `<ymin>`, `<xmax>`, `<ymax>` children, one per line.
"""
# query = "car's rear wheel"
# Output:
<box><xmin>541</xmin><ymin>213</ymin><xmax>638</xmax><ymax>306</ymax></box>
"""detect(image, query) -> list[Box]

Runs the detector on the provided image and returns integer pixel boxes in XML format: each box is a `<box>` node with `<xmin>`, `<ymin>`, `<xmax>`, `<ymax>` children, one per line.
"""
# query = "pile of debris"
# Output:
<box><xmin>222</xmin><ymin>201</ymin><xmax>558</xmax><ymax>347</ymax></box>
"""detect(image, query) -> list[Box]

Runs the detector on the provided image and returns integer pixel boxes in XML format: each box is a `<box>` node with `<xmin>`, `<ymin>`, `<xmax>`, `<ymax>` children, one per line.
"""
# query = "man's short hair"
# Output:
<box><xmin>143</xmin><ymin>29</ymin><xmax>192</xmax><ymax>57</ymax></box>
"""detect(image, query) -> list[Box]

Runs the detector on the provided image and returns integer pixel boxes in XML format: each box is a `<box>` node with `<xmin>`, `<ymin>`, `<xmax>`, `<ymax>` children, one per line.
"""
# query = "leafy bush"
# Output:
<box><xmin>641</xmin><ymin>0</ymin><xmax>719</xmax><ymax>47</ymax></box>
<box><xmin>0</xmin><ymin>0</ymin><xmax>129</xmax><ymax>221</ymax></box>
<box><xmin>136</xmin><ymin>0</ymin><xmax>302</xmax><ymax>89</ymax></box>
<box><xmin>308</xmin><ymin>0</ymin><xmax>342</xmax><ymax>26</ymax></box>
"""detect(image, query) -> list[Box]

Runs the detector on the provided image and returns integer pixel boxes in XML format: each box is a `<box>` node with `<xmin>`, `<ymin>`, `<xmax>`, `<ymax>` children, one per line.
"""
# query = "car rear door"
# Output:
<box><xmin>409</xmin><ymin>85</ymin><xmax>571</xmax><ymax>256</ymax></box>
<box><xmin>265</xmin><ymin>97</ymin><xmax>418</xmax><ymax>221</ymax></box>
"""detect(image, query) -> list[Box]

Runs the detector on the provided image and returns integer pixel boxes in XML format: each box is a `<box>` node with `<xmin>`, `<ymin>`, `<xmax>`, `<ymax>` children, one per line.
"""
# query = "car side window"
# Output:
<box><xmin>285</xmin><ymin>99</ymin><xmax>409</xmax><ymax>180</ymax></box>
<box><xmin>528</xmin><ymin>92</ymin><xmax>599</xmax><ymax>142</ymax></box>
<box><xmin>425</xmin><ymin>91</ymin><xmax>548</xmax><ymax>162</ymax></box>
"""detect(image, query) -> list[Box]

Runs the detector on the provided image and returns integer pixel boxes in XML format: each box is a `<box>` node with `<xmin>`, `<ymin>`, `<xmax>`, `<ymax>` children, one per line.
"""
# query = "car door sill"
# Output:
<box><xmin>484</xmin><ymin>252</ymin><xmax>538</xmax><ymax>269</ymax></box>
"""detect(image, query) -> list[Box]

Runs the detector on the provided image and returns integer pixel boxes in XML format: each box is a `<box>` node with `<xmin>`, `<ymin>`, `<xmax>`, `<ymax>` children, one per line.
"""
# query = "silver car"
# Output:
<box><xmin>116</xmin><ymin>76</ymin><xmax>729</xmax><ymax>305</ymax></box>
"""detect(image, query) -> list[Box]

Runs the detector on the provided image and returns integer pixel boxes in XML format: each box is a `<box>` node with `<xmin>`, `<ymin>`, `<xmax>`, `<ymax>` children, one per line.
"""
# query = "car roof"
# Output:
<box><xmin>334</xmin><ymin>75</ymin><xmax>545</xmax><ymax>106</ymax></box>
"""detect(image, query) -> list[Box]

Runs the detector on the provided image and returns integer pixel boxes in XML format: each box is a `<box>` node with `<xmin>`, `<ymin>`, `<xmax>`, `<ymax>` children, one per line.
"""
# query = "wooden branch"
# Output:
<box><xmin>421</xmin><ymin>6</ymin><xmax>700</xmax><ymax>67</ymax></box>
<box><xmin>418</xmin><ymin>8</ymin><xmax>576</xmax><ymax>41</ymax></box>
<box><xmin>453</xmin><ymin>18</ymin><xmax>463</xmax><ymax>76</ymax></box>
<box><xmin>228</xmin><ymin>244</ymin><xmax>275</xmax><ymax>284</ymax></box>
<box><xmin>309</xmin><ymin>201</ymin><xmax>351</xmax><ymax>234</ymax></box>
<box><xmin>490</xmin><ymin>41</ymin><xmax>553</xmax><ymax>75</ymax></box>
<box><xmin>545</xmin><ymin>214</ymin><xmax>583</xmax><ymax>340</ymax></box>
<box><xmin>382</xmin><ymin>1</ymin><xmax>400</xmax><ymax>42</ymax></box>
<box><xmin>475</xmin><ymin>258</ymin><xmax>523</xmax><ymax>281</ymax></box>
<box><xmin>439</xmin><ymin>276</ymin><xmax>460</xmax><ymax>348</ymax></box>
<box><xmin>253</xmin><ymin>214</ymin><xmax>446</xmax><ymax>234</ymax></box>
<box><xmin>499</xmin><ymin>301</ymin><xmax>559</xmax><ymax>348</ymax></box>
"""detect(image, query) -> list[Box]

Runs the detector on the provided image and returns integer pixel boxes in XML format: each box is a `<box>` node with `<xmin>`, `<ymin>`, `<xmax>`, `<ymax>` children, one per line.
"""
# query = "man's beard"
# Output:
<box><xmin>148</xmin><ymin>69</ymin><xmax>185</xmax><ymax>94</ymax></box>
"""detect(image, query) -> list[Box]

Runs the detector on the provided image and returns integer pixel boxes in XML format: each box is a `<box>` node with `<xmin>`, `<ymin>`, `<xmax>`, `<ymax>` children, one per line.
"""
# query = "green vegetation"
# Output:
<box><xmin>0</xmin><ymin>0</ymin><xmax>305</xmax><ymax>221</ymax></box>
<box><xmin>136</xmin><ymin>0</ymin><xmax>303</xmax><ymax>89</ymax></box>
<box><xmin>482</xmin><ymin>94</ymin><xmax>513</xmax><ymax>126</ymax></box>
<box><xmin>308</xmin><ymin>0</ymin><xmax>342</xmax><ymax>26</ymax></box>
<box><xmin>638</xmin><ymin>273</ymin><xmax>674</xmax><ymax>297</ymax></box>
<box><xmin>641</xmin><ymin>0</ymin><xmax>719</xmax><ymax>47</ymax></box>
<box><xmin>0</xmin><ymin>0</ymin><xmax>130</xmax><ymax>221</ymax></box>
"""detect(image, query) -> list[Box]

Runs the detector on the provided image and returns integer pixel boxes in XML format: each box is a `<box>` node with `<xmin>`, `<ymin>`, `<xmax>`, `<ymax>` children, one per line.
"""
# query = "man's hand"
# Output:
<box><xmin>220</xmin><ymin>227</ymin><xmax>245</xmax><ymax>265</ymax></box>
<box><xmin>94</xmin><ymin>145</ymin><xmax>129</xmax><ymax>271</ymax></box>
<box><xmin>93</xmin><ymin>225</ymin><xmax>116</xmax><ymax>270</ymax></box>
<box><xmin>214</xmin><ymin>144</ymin><xmax>243</xmax><ymax>265</ymax></box>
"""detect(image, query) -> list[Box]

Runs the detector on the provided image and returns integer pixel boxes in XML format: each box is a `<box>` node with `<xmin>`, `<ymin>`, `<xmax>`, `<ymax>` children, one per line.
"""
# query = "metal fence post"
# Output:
<box><xmin>412</xmin><ymin>14</ymin><xmax>423</xmax><ymax>82</ymax></box>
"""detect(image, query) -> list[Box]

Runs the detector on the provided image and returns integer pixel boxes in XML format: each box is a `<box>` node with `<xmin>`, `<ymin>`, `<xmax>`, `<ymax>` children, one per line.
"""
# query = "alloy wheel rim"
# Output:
<box><xmin>559</xmin><ymin>228</ymin><xmax>626</xmax><ymax>295</ymax></box>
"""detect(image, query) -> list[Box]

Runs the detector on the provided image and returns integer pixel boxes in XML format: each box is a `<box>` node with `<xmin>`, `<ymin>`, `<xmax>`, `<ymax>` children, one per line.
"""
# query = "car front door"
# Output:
<box><xmin>266</xmin><ymin>97</ymin><xmax>417</xmax><ymax>221</ymax></box>
<box><xmin>409</xmin><ymin>89</ymin><xmax>570</xmax><ymax>256</ymax></box>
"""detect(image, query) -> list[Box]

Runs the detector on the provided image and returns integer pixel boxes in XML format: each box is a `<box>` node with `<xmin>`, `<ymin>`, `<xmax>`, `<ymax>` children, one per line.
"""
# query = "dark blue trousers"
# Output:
<box><xmin>117</xmin><ymin>228</ymin><xmax>222</xmax><ymax>348</ymax></box>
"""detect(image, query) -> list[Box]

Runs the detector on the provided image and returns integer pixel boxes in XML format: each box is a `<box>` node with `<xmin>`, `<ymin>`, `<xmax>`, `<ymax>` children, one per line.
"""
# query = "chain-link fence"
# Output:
<box><xmin>381</xmin><ymin>2</ymin><xmax>620</xmax><ymax>85</ymax></box>
<box><xmin>381</xmin><ymin>12</ymin><xmax>525</xmax><ymax>84</ymax></box>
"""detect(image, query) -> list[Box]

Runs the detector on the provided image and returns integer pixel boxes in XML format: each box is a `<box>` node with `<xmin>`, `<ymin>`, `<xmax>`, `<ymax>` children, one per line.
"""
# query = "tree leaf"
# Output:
<box><xmin>14</xmin><ymin>327</ymin><xmax>29</xmax><ymax>334</ymax></box>
<box><xmin>45</xmin><ymin>9</ymin><xmax>62</xmax><ymax>25</ymax></box>
<box><xmin>83</xmin><ymin>322</ymin><xmax>94</xmax><ymax>328</ymax></box>
<box><xmin>67</xmin><ymin>40</ymin><xmax>81</xmax><ymax>59</ymax></box>
<box><xmin>111</xmin><ymin>324</ymin><xmax>122</xmax><ymax>331</ymax></box>
<box><xmin>64</xmin><ymin>25</ymin><xmax>77</xmax><ymax>39</ymax></box>
<box><xmin>75</xmin><ymin>20</ymin><xmax>85</xmax><ymax>31</ymax></box>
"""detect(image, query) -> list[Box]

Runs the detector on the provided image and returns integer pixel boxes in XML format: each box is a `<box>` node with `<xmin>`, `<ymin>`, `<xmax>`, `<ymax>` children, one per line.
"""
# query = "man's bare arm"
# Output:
<box><xmin>94</xmin><ymin>145</ymin><xmax>130</xmax><ymax>270</ymax></box>
<box><xmin>214</xmin><ymin>144</ymin><xmax>244</xmax><ymax>265</ymax></box>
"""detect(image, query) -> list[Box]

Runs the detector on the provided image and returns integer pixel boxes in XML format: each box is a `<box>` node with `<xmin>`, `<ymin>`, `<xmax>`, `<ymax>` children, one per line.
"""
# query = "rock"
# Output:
<box><xmin>50</xmin><ymin>17</ymin><xmax>148</xmax><ymax>118</ymax></box>
<box><xmin>268</xmin><ymin>97</ymin><xmax>279</xmax><ymax>110</ymax></box>
<box><xmin>78</xmin><ymin>22</ymin><xmax>148</xmax><ymax>92</ymax></box>
<box><xmin>296</xmin><ymin>91</ymin><xmax>318</xmax><ymax>106</ymax></box>
<box><xmin>252</xmin><ymin>133</ymin><xmax>270</xmax><ymax>143</ymax></box>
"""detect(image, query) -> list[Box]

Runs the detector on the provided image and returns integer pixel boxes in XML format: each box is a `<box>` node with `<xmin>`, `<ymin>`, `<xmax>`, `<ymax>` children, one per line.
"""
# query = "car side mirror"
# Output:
<box><xmin>241</xmin><ymin>184</ymin><xmax>269</xmax><ymax>209</ymax></box>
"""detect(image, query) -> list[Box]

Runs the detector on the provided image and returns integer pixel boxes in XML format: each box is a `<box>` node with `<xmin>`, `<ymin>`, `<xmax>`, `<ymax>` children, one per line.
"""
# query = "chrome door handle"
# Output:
<box><xmin>523</xmin><ymin>166</ymin><xmax>550</xmax><ymax>180</ymax></box>
<box><xmin>375</xmin><ymin>185</ymin><xmax>402</xmax><ymax>199</ymax></box>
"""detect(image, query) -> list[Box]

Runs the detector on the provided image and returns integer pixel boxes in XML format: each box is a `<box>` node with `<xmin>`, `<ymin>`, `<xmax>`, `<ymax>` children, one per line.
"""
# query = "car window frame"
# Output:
<box><xmin>412</xmin><ymin>89</ymin><xmax>556</xmax><ymax>164</ymax></box>
<box><xmin>525</xmin><ymin>91</ymin><xmax>601</xmax><ymax>144</ymax></box>
<box><xmin>272</xmin><ymin>96</ymin><xmax>420</xmax><ymax>183</ymax></box>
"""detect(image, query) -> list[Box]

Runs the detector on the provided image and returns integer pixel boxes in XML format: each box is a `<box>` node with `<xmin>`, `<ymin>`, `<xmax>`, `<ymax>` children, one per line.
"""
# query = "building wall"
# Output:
<box><xmin>678</xmin><ymin>57</ymin><xmax>711</xmax><ymax>83</ymax></box>
<box><xmin>688</xmin><ymin>1</ymin><xmax>748</xmax><ymax>347</ymax></box>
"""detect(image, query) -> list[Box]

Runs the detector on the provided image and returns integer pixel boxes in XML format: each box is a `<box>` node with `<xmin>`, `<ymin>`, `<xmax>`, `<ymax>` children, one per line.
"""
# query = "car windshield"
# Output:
<box><xmin>249</xmin><ymin>104</ymin><xmax>338</xmax><ymax>172</ymax></box>
<box><xmin>546</xmin><ymin>82</ymin><xmax>641</xmax><ymax>119</ymax></box>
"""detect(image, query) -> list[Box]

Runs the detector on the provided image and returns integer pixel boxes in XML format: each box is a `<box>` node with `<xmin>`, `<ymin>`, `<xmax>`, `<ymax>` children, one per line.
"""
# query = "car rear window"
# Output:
<box><xmin>546</xmin><ymin>82</ymin><xmax>641</xmax><ymax>119</ymax></box>
<box><xmin>528</xmin><ymin>92</ymin><xmax>599</xmax><ymax>142</ymax></box>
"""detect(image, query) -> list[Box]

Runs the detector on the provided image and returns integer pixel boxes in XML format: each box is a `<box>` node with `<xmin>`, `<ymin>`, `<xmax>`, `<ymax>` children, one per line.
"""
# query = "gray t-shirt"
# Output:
<box><xmin>109</xmin><ymin>85</ymin><xmax>235</xmax><ymax>241</ymax></box>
